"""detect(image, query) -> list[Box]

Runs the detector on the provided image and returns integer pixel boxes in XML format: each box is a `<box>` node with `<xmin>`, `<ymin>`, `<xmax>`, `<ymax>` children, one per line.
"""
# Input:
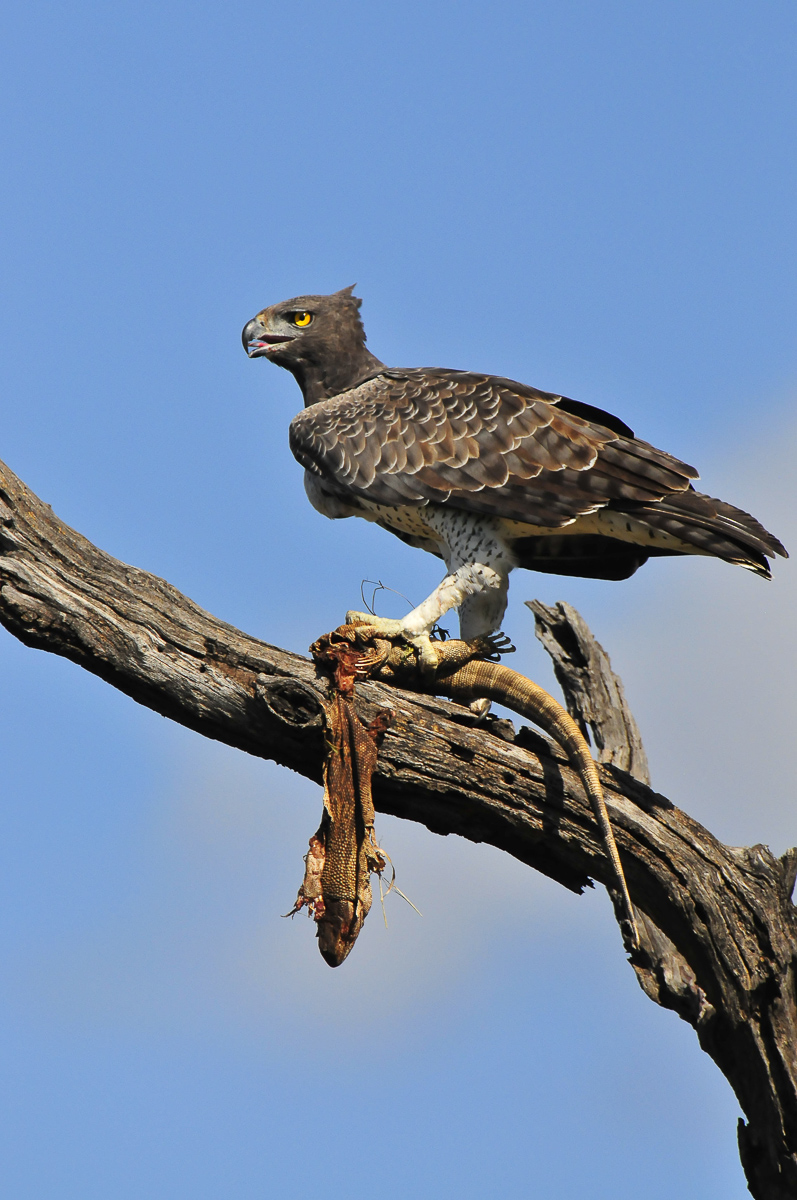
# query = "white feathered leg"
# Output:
<box><xmin>346</xmin><ymin>563</ymin><xmax>505</xmax><ymax>668</ymax></box>
<box><xmin>346</xmin><ymin>511</ymin><xmax>514</xmax><ymax>671</ymax></box>
<box><xmin>400</xmin><ymin>562</ymin><xmax>508</xmax><ymax>635</ymax></box>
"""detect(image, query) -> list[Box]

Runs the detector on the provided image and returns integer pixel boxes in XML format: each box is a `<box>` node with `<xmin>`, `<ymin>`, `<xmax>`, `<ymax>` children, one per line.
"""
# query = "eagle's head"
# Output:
<box><xmin>242</xmin><ymin>286</ymin><xmax>385</xmax><ymax>404</ymax></box>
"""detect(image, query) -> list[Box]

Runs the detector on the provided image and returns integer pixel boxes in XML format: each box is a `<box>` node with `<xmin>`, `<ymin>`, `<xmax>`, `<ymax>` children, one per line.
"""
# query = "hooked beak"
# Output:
<box><xmin>241</xmin><ymin>315</ymin><xmax>294</xmax><ymax>359</ymax></box>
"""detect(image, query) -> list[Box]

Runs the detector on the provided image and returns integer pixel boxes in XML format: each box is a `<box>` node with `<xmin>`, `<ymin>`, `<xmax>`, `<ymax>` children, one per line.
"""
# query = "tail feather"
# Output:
<box><xmin>631</xmin><ymin>488</ymin><xmax>787</xmax><ymax>578</ymax></box>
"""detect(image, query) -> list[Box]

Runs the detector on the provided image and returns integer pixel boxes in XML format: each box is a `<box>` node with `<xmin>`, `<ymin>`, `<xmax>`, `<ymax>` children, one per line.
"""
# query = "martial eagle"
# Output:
<box><xmin>242</xmin><ymin>287</ymin><xmax>786</xmax><ymax>651</ymax></box>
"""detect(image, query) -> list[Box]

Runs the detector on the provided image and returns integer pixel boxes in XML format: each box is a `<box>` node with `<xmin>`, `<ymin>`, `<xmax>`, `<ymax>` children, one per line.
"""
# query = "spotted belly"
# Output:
<box><xmin>356</xmin><ymin>499</ymin><xmax>710</xmax><ymax>560</ymax></box>
<box><xmin>305</xmin><ymin>462</ymin><xmax>709</xmax><ymax>575</ymax></box>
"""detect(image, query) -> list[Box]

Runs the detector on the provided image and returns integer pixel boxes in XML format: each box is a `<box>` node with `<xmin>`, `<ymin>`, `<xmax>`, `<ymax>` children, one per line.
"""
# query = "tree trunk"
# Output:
<box><xmin>0</xmin><ymin>457</ymin><xmax>795</xmax><ymax>1198</ymax></box>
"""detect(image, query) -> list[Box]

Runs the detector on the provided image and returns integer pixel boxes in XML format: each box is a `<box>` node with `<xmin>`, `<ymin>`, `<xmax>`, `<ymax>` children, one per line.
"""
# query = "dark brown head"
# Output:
<box><xmin>242</xmin><ymin>286</ymin><xmax>386</xmax><ymax>406</ymax></box>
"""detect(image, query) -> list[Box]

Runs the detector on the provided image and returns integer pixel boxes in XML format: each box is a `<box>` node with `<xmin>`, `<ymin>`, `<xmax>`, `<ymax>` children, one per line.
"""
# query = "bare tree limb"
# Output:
<box><xmin>0</xmin><ymin>457</ymin><xmax>795</xmax><ymax>1199</ymax></box>
<box><xmin>529</xmin><ymin>599</ymin><xmax>732</xmax><ymax>1029</ymax></box>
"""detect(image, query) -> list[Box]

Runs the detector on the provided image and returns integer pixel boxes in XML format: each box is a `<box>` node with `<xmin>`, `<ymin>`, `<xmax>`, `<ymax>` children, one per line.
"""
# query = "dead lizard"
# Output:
<box><xmin>342</xmin><ymin>621</ymin><xmax>636</xmax><ymax>944</ymax></box>
<box><xmin>293</xmin><ymin>621</ymin><xmax>639</xmax><ymax>964</ymax></box>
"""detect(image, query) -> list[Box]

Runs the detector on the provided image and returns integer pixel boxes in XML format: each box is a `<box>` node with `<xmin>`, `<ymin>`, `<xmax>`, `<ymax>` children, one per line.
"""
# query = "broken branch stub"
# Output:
<box><xmin>527</xmin><ymin>595</ymin><xmax>797</xmax><ymax>1200</ymax></box>
<box><xmin>527</xmin><ymin>599</ymin><xmax>650</xmax><ymax>784</ymax></box>
<box><xmin>526</xmin><ymin>599</ymin><xmax>715</xmax><ymax>1018</ymax></box>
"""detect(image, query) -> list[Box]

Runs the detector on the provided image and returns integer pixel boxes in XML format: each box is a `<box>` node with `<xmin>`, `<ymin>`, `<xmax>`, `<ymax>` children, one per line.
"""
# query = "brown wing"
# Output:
<box><xmin>289</xmin><ymin>368</ymin><xmax>699</xmax><ymax>528</ymax></box>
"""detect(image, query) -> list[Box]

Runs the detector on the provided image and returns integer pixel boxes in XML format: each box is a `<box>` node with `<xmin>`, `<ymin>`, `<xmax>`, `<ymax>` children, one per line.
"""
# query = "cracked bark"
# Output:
<box><xmin>0</xmin><ymin>456</ymin><xmax>795</xmax><ymax>1199</ymax></box>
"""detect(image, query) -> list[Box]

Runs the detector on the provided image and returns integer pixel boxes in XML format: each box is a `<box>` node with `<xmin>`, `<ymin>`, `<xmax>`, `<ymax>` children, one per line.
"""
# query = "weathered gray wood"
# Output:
<box><xmin>527</xmin><ymin>599</ymin><xmax>650</xmax><ymax>784</ymax></box>
<box><xmin>0</xmin><ymin>457</ymin><xmax>795</xmax><ymax>1199</ymax></box>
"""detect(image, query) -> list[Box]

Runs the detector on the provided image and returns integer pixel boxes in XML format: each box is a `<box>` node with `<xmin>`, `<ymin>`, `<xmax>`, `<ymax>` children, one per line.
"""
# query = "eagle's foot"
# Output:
<box><xmin>344</xmin><ymin>612</ymin><xmax>441</xmax><ymax>678</ymax></box>
<box><xmin>331</xmin><ymin>617</ymin><xmax>515</xmax><ymax>689</ymax></box>
<box><xmin>345</xmin><ymin>611</ymin><xmax>406</xmax><ymax>636</ymax></box>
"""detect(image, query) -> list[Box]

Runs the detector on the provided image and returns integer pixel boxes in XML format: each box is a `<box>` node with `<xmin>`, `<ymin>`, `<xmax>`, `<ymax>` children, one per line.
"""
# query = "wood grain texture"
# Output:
<box><xmin>0</xmin><ymin>456</ymin><xmax>795</xmax><ymax>1198</ymax></box>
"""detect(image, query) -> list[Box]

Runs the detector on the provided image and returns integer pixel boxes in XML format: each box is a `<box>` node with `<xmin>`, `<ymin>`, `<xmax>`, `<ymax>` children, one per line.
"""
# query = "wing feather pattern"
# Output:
<box><xmin>289</xmin><ymin>368</ymin><xmax>696</xmax><ymax>521</ymax></box>
<box><xmin>289</xmin><ymin>368</ymin><xmax>786</xmax><ymax>574</ymax></box>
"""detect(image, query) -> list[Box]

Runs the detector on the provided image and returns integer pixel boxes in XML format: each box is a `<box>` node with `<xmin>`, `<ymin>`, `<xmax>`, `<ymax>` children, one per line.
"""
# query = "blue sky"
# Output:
<box><xmin>0</xmin><ymin>2</ymin><xmax>795</xmax><ymax>1196</ymax></box>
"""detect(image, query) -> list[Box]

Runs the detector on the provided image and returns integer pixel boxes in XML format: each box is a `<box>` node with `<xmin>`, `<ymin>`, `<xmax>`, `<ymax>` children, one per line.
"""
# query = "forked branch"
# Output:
<box><xmin>0</xmin><ymin>457</ymin><xmax>795</xmax><ymax>1199</ymax></box>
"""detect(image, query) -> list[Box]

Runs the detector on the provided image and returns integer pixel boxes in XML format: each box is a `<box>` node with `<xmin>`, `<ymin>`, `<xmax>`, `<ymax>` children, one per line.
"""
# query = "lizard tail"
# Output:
<box><xmin>438</xmin><ymin>660</ymin><xmax>639</xmax><ymax>948</ymax></box>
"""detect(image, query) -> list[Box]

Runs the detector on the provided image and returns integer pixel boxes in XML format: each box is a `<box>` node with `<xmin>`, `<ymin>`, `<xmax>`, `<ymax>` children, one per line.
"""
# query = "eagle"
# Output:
<box><xmin>242</xmin><ymin>287</ymin><xmax>786</xmax><ymax>655</ymax></box>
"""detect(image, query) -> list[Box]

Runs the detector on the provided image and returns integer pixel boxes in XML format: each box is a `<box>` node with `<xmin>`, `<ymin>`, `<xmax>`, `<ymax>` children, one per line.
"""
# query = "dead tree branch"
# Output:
<box><xmin>527</xmin><ymin>596</ymin><xmax>797</xmax><ymax>1189</ymax></box>
<box><xmin>529</xmin><ymin>600</ymin><xmax>712</xmax><ymax>1008</ymax></box>
<box><xmin>0</xmin><ymin>457</ymin><xmax>795</xmax><ymax>1199</ymax></box>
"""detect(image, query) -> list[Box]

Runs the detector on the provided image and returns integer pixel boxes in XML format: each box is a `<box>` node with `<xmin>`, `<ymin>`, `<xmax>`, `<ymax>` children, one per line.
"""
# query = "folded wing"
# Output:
<box><xmin>290</xmin><ymin>368</ymin><xmax>786</xmax><ymax>577</ymax></box>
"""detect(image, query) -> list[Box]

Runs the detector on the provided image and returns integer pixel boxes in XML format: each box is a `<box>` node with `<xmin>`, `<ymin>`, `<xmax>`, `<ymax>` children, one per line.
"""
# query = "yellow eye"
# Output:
<box><xmin>291</xmin><ymin>311</ymin><xmax>312</xmax><ymax>327</ymax></box>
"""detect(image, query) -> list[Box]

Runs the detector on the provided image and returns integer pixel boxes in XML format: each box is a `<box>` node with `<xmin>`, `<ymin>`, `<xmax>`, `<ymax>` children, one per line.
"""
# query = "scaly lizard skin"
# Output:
<box><xmin>318</xmin><ymin>621</ymin><xmax>639</xmax><ymax>950</ymax></box>
<box><xmin>290</xmin><ymin>641</ymin><xmax>391</xmax><ymax>967</ymax></box>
